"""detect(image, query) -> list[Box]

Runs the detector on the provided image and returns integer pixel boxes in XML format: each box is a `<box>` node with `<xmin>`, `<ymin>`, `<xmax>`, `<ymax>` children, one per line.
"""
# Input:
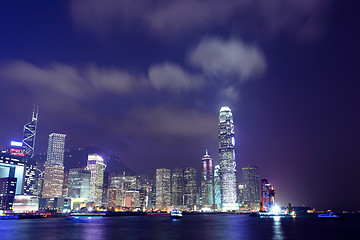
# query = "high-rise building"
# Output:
<box><xmin>0</xmin><ymin>177</ymin><xmax>17</xmax><ymax>210</ymax></box>
<box><xmin>242</xmin><ymin>165</ymin><xmax>261</xmax><ymax>210</ymax></box>
<box><xmin>171</xmin><ymin>168</ymin><xmax>184</xmax><ymax>206</ymax></box>
<box><xmin>22</xmin><ymin>106</ymin><xmax>38</xmax><ymax>158</ymax></box>
<box><xmin>42</xmin><ymin>133</ymin><xmax>66</xmax><ymax>198</ymax></box>
<box><xmin>87</xmin><ymin>154</ymin><xmax>106</xmax><ymax>206</ymax></box>
<box><xmin>218</xmin><ymin>106</ymin><xmax>238</xmax><ymax>211</ymax></box>
<box><xmin>0</xmin><ymin>151</ymin><xmax>26</xmax><ymax>195</ymax></box>
<box><xmin>184</xmin><ymin>167</ymin><xmax>197</xmax><ymax>209</ymax></box>
<box><xmin>155</xmin><ymin>168</ymin><xmax>171</xmax><ymax>209</ymax></box>
<box><xmin>23</xmin><ymin>158</ymin><xmax>37</xmax><ymax>196</ymax></box>
<box><xmin>261</xmin><ymin>179</ymin><xmax>276</xmax><ymax>212</ymax></box>
<box><xmin>45</xmin><ymin>133</ymin><xmax>66</xmax><ymax>165</ymax></box>
<box><xmin>68</xmin><ymin>168</ymin><xmax>91</xmax><ymax>201</ymax></box>
<box><xmin>214</xmin><ymin>165</ymin><xmax>221</xmax><ymax>209</ymax></box>
<box><xmin>201</xmin><ymin>150</ymin><xmax>214</xmax><ymax>206</ymax></box>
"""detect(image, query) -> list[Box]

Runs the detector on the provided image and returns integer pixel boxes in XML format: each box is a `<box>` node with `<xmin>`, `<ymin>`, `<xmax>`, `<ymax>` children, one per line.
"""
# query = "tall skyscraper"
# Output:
<box><xmin>155</xmin><ymin>168</ymin><xmax>171</xmax><ymax>209</ymax></box>
<box><xmin>214</xmin><ymin>165</ymin><xmax>221</xmax><ymax>209</ymax></box>
<box><xmin>201</xmin><ymin>150</ymin><xmax>214</xmax><ymax>206</ymax></box>
<box><xmin>87</xmin><ymin>154</ymin><xmax>106</xmax><ymax>206</ymax></box>
<box><xmin>42</xmin><ymin>133</ymin><xmax>66</xmax><ymax>198</ymax></box>
<box><xmin>22</xmin><ymin>106</ymin><xmax>39</xmax><ymax>158</ymax></box>
<box><xmin>218</xmin><ymin>106</ymin><xmax>238</xmax><ymax>211</ymax></box>
<box><xmin>184</xmin><ymin>167</ymin><xmax>197</xmax><ymax>209</ymax></box>
<box><xmin>46</xmin><ymin>133</ymin><xmax>66</xmax><ymax>165</ymax></box>
<box><xmin>242</xmin><ymin>165</ymin><xmax>261</xmax><ymax>210</ymax></box>
<box><xmin>171</xmin><ymin>168</ymin><xmax>184</xmax><ymax>206</ymax></box>
<box><xmin>68</xmin><ymin>168</ymin><xmax>91</xmax><ymax>201</ymax></box>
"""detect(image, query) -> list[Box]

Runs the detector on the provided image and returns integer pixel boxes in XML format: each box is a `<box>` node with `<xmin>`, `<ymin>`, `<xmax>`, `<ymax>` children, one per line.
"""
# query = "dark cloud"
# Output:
<box><xmin>70</xmin><ymin>0</ymin><xmax>329</xmax><ymax>40</ymax></box>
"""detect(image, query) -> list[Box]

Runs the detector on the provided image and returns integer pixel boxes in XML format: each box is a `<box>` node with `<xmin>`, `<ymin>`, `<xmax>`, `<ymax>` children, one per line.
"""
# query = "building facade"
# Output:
<box><xmin>22</xmin><ymin>106</ymin><xmax>38</xmax><ymax>158</ymax></box>
<box><xmin>242</xmin><ymin>165</ymin><xmax>261</xmax><ymax>210</ymax></box>
<box><xmin>201</xmin><ymin>150</ymin><xmax>214</xmax><ymax>206</ymax></box>
<box><xmin>68</xmin><ymin>168</ymin><xmax>91</xmax><ymax>201</ymax></box>
<box><xmin>214</xmin><ymin>165</ymin><xmax>222</xmax><ymax>209</ymax></box>
<box><xmin>171</xmin><ymin>168</ymin><xmax>184</xmax><ymax>206</ymax></box>
<box><xmin>184</xmin><ymin>167</ymin><xmax>197</xmax><ymax>209</ymax></box>
<box><xmin>155</xmin><ymin>168</ymin><xmax>171</xmax><ymax>209</ymax></box>
<box><xmin>42</xmin><ymin>133</ymin><xmax>66</xmax><ymax>198</ymax></box>
<box><xmin>218</xmin><ymin>106</ymin><xmax>238</xmax><ymax>211</ymax></box>
<box><xmin>87</xmin><ymin>154</ymin><xmax>106</xmax><ymax>206</ymax></box>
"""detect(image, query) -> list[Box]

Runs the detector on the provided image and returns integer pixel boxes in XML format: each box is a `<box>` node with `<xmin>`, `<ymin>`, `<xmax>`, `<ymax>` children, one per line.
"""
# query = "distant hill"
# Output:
<box><xmin>35</xmin><ymin>146</ymin><xmax>136</xmax><ymax>176</ymax></box>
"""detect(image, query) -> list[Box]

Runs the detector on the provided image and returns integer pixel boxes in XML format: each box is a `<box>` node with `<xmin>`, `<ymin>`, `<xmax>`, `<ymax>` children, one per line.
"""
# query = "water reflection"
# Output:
<box><xmin>272</xmin><ymin>216</ymin><xmax>284</xmax><ymax>240</ymax></box>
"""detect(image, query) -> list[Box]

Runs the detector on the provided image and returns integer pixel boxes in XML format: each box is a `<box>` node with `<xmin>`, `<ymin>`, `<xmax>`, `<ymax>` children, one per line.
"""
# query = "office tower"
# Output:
<box><xmin>23</xmin><ymin>158</ymin><xmax>37</xmax><ymax>196</ymax></box>
<box><xmin>171</xmin><ymin>168</ymin><xmax>184</xmax><ymax>206</ymax></box>
<box><xmin>242</xmin><ymin>165</ymin><xmax>261</xmax><ymax>210</ymax></box>
<box><xmin>0</xmin><ymin>177</ymin><xmax>17</xmax><ymax>210</ymax></box>
<box><xmin>102</xmin><ymin>171</ymin><xmax>109</xmax><ymax>208</ymax></box>
<box><xmin>0</xmin><ymin>150</ymin><xmax>26</xmax><ymax>195</ymax></box>
<box><xmin>87</xmin><ymin>154</ymin><xmax>106</xmax><ymax>206</ymax></box>
<box><xmin>42</xmin><ymin>133</ymin><xmax>66</xmax><ymax>198</ymax></box>
<box><xmin>155</xmin><ymin>168</ymin><xmax>171</xmax><ymax>209</ymax></box>
<box><xmin>214</xmin><ymin>165</ymin><xmax>221</xmax><ymax>209</ymax></box>
<box><xmin>22</xmin><ymin>106</ymin><xmax>39</xmax><ymax>158</ymax></box>
<box><xmin>107</xmin><ymin>176</ymin><xmax>124</xmax><ymax>208</ymax></box>
<box><xmin>218</xmin><ymin>106</ymin><xmax>238</xmax><ymax>211</ymax></box>
<box><xmin>125</xmin><ymin>190</ymin><xmax>140</xmax><ymax>208</ymax></box>
<box><xmin>45</xmin><ymin>133</ymin><xmax>66</xmax><ymax>165</ymax></box>
<box><xmin>261</xmin><ymin>179</ymin><xmax>276</xmax><ymax>212</ymax></box>
<box><xmin>184</xmin><ymin>167</ymin><xmax>197</xmax><ymax>208</ymax></box>
<box><xmin>68</xmin><ymin>168</ymin><xmax>91</xmax><ymax>201</ymax></box>
<box><xmin>201</xmin><ymin>150</ymin><xmax>214</xmax><ymax>206</ymax></box>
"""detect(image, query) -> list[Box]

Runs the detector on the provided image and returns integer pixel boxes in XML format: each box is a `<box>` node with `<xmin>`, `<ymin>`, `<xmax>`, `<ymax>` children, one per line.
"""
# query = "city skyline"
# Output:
<box><xmin>0</xmin><ymin>0</ymin><xmax>359</xmax><ymax>212</ymax></box>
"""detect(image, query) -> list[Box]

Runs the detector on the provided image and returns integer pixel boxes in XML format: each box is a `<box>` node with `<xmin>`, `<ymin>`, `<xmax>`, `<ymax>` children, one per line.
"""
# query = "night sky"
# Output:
<box><xmin>0</xmin><ymin>0</ymin><xmax>359</xmax><ymax>211</ymax></box>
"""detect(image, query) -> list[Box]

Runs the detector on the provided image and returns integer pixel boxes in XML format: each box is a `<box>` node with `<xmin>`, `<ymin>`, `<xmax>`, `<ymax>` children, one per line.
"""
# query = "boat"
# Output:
<box><xmin>170</xmin><ymin>210</ymin><xmax>183</xmax><ymax>219</ymax></box>
<box><xmin>317</xmin><ymin>211</ymin><xmax>341</xmax><ymax>219</ymax></box>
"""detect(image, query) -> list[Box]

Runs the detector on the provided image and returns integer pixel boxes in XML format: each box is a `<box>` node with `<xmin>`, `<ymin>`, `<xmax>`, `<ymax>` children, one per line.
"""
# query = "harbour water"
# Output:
<box><xmin>1</xmin><ymin>214</ymin><xmax>359</xmax><ymax>240</ymax></box>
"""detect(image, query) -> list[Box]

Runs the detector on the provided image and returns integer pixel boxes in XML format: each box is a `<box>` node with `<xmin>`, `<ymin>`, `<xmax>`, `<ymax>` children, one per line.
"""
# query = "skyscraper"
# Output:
<box><xmin>46</xmin><ymin>133</ymin><xmax>66</xmax><ymax>165</ymax></box>
<box><xmin>87</xmin><ymin>154</ymin><xmax>106</xmax><ymax>206</ymax></box>
<box><xmin>155</xmin><ymin>168</ymin><xmax>171</xmax><ymax>210</ymax></box>
<box><xmin>214</xmin><ymin>165</ymin><xmax>221</xmax><ymax>209</ymax></box>
<box><xmin>201</xmin><ymin>150</ymin><xmax>214</xmax><ymax>206</ymax></box>
<box><xmin>218</xmin><ymin>106</ymin><xmax>238</xmax><ymax>211</ymax></box>
<box><xmin>42</xmin><ymin>133</ymin><xmax>66</xmax><ymax>198</ymax></box>
<box><xmin>171</xmin><ymin>168</ymin><xmax>184</xmax><ymax>206</ymax></box>
<box><xmin>68</xmin><ymin>168</ymin><xmax>91</xmax><ymax>201</ymax></box>
<box><xmin>242</xmin><ymin>165</ymin><xmax>261</xmax><ymax>211</ymax></box>
<box><xmin>22</xmin><ymin>106</ymin><xmax>38</xmax><ymax>158</ymax></box>
<box><xmin>184</xmin><ymin>167</ymin><xmax>197</xmax><ymax>209</ymax></box>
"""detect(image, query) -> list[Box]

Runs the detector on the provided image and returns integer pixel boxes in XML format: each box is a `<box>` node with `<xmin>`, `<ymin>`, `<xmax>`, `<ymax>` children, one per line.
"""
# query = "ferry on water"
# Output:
<box><xmin>170</xmin><ymin>210</ymin><xmax>183</xmax><ymax>219</ymax></box>
<box><xmin>317</xmin><ymin>211</ymin><xmax>341</xmax><ymax>219</ymax></box>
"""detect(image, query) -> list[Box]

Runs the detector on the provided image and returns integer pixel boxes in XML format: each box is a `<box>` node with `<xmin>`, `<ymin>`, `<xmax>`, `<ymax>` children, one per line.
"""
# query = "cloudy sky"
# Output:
<box><xmin>1</xmin><ymin>0</ymin><xmax>359</xmax><ymax>210</ymax></box>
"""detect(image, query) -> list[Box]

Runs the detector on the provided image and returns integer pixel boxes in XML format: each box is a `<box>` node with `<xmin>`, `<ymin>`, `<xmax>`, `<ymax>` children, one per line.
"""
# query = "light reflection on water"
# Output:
<box><xmin>272</xmin><ymin>216</ymin><xmax>284</xmax><ymax>240</ymax></box>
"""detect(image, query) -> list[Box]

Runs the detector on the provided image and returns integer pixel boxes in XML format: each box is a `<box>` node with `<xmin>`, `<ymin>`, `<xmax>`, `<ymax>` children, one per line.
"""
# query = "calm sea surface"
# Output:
<box><xmin>1</xmin><ymin>214</ymin><xmax>359</xmax><ymax>240</ymax></box>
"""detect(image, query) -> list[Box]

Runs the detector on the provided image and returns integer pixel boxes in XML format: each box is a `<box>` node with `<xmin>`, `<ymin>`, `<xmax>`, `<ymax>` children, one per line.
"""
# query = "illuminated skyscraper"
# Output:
<box><xmin>184</xmin><ymin>167</ymin><xmax>197</xmax><ymax>209</ymax></box>
<box><xmin>155</xmin><ymin>168</ymin><xmax>171</xmax><ymax>209</ymax></box>
<box><xmin>42</xmin><ymin>133</ymin><xmax>66</xmax><ymax>198</ymax></box>
<box><xmin>87</xmin><ymin>154</ymin><xmax>106</xmax><ymax>206</ymax></box>
<box><xmin>214</xmin><ymin>165</ymin><xmax>221</xmax><ymax>209</ymax></box>
<box><xmin>218</xmin><ymin>106</ymin><xmax>238</xmax><ymax>211</ymax></box>
<box><xmin>22</xmin><ymin>106</ymin><xmax>38</xmax><ymax>158</ymax></box>
<box><xmin>46</xmin><ymin>133</ymin><xmax>66</xmax><ymax>165</ymax></box>
<box><xmin>68</xmin><ymin>168</ymin><xmax>91</xmax><ymax>201</ymax></box>
<box><xmin>242</xmin><ymin>165</ymin><xmax>261</xmax><ymax>210</ymax></box>
<box><xmin>171</xmin><ymin>168</ymin><xmax>184</xmax><ymax>206</ymax></box>
<box><xmin>201</xmin><ymin>150</ymin><xmax>214</xmax><ymax>206</ymax></box>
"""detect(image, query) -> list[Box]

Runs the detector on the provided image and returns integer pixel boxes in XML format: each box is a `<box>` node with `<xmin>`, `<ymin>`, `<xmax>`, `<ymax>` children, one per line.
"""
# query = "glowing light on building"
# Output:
<box><xmin>11</xmin><ymin>141</ymin><xmax>23</xmax><ymax>147</ymax></box>
<box><xmin>22</xmin><ymin>106</ymin><xmax>38</xmax><ymax>158</ymax></box>
<box><xmin>218</xmin><ymin>106</ymin><xmax>238</xmax><ymax>211</ymax></box>
<box><xmin>87</xmin><ymin>154</ymin><xmax>106</xmax><ymax>206</ymax></box>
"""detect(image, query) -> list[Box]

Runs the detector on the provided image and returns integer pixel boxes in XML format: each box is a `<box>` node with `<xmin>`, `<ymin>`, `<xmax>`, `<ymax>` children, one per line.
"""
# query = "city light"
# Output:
<box><xmin>10</xmin><ymin>141</ymin><xmax>23</xmax><ymax>147</ymax></box>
